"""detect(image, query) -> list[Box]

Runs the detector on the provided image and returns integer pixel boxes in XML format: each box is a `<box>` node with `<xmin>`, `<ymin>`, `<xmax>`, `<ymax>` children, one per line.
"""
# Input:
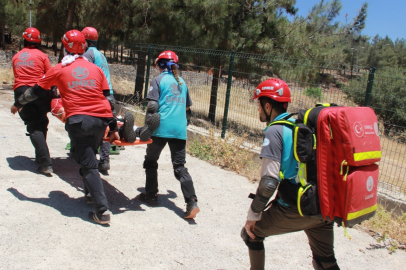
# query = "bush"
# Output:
<box><xmin>304</xmin><ymin>87</ymin><xmax>322</xmax><ymax>99</ymax></box>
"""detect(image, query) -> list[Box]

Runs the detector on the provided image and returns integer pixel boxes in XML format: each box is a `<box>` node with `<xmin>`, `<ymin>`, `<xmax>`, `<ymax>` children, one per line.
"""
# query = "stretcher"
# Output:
<box><xmin>103</xmin><ymin>137</ymin><xmax>153</xmax><ymax>146</ymax></box>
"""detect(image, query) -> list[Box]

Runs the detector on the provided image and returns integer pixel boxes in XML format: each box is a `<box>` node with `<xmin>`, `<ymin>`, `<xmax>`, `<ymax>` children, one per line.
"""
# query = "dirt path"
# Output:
<box><xmin>0</xmin><ymin>88</ymin><xmax>405</xmax><ymax>269</ymax></box>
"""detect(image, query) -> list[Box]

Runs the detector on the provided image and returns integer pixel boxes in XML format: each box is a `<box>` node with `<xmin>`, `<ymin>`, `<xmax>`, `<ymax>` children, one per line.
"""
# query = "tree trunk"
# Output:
<box><xmin>208</xmin><ymin>62</ymin><xmax>221</xmax><ymax>124</ymax></box>
<box><xmin>1</xmin><ymin>25</ymin><xmax>5</xmax><ymax>50</ymax></box>
<box><xmin>53</xmin><ymin>34</ymin><xmax>58</xmax><ymax>56</ymax></box>
<box><xmin>121</xmin><ymin>45</ymin><xmax>123</xmax><ymax>63</ymax></box>
<box><xmin>134</xmin><ymin>50</ymin><xmax>147</xmax><ymax>104</ymax></box>
<box><xmin>350</xmin><ymin>51</ymin><xmax>354</xmax><ymax>78</ymax></box>
<box><xmin>383</xmin><ymin>122</ymin><xmax>392</xmax><ymax>137</ymax></box>
<box><xmin>58</xmin><ymin>1</ymin><xmax>76</xmax><ymax>62</ymax></box>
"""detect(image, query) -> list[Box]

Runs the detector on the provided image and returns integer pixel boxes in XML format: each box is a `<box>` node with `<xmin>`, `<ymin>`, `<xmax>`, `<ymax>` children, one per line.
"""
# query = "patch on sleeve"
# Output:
<box><xmin>262</xmin><ymin>138</ymin><xmax>270</xmax><ymax>147</ymax></box>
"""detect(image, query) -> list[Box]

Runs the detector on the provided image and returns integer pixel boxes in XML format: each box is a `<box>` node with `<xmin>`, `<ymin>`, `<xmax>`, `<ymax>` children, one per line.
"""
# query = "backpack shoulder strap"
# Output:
<box><xmin>268</xmin><ymin>113</ymin><xmax>298</xmax><ymax>128</ymax></box>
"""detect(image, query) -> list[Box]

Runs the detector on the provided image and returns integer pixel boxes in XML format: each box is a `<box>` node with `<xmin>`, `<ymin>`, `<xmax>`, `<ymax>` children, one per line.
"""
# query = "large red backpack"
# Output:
<box><xmin>276</xmin><ymin>104</ymin><xmax>381</xmax><ymax>227</ymax></box>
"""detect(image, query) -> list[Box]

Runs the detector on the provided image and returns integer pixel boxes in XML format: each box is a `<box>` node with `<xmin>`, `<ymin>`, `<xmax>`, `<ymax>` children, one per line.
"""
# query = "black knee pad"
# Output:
<box><xmin>143</xmin><ymin>160</ymin><xmax>158</xmax><ymax>170</ymax></box>
<box><xmin>313</xmin><ymin>254</ymin><xmax>339</xmax><ymax>270</ymax></box>
<box><xmin>174</xmin><ymin>165</ymin><xmax>189</xmax><ymax>180</ymax></box>
<box><xmin>240</xmin><ymin>227</ymin><xmax>264</xmax><ymax>251</ymax></box>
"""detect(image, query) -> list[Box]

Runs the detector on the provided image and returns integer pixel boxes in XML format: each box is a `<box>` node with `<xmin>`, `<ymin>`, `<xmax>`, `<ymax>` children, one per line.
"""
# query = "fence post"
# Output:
<box><xmin>121</xmin><ymin>44</ymin><xmax>123</xmax><ymax>63</ymax></box>
<box><xmin>143</xmin><ymin>44</ymin><xmax>153</xmax><ymax>108</ymax></box>
<box><xmin>221</xmin><ymin>51</ymin><xmax>235</xmax><ymax>139</ymax></box>
<box><xmin>364</xmin><ymin>67</ymin><xmax>376</xmax><ymax>106</ymax></box>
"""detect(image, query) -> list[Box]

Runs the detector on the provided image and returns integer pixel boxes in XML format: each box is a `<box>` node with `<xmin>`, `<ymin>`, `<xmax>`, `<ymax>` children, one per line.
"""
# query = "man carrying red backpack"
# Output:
<box><xmin>241</xmin><ymin>79</ymin><xmax>340</xmax><ymax>270</ymax></box>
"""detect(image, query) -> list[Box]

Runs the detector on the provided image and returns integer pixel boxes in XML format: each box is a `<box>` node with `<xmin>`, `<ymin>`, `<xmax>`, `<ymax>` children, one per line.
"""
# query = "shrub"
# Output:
<box><xmin>304</xmin><ymin>87</ymin><xmax>322</xmax><ymax>99</ymax></box>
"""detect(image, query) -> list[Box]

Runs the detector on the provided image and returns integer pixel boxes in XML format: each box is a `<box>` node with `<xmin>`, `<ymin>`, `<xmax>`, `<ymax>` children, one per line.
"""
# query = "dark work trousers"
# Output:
<box><xmin>99</xmin><ymin>95</ymin><xmax>116</xmax><ymax>162</ymax></box>
<box><xmin>14</xmin><ymin>86</ymin><xmax>52</xmax><ymax>168</ymax></box>
<box><xmin>144</xmin><ymin>136</ymin><xmax>197</xmax><ymax>203</ymax></box>
<box><xmin>246</xmin><ymin>202</ymin><xmax>337</xmax><ymax>270</ymax></box>
<box><xmin>99</xmin><ymin>141</ymin><xmax>110</xmax><ymax>162</ymax></box>
<box><xmin>65</xmin><ymin>115</ymin><xmax>109</xmax><ymax>212</ymax></box>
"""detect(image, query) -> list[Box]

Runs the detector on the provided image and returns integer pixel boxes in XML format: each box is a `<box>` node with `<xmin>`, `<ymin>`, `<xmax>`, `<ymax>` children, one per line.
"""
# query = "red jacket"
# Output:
<box><xmin>12</xmin><ymin>47</ymin><xmax>51</xmax><ymax>90</ymax></box>
<box><xmin>38</xmin><ymin>58</ymin><xmax>112</xmax><ymax>119</ymax></box>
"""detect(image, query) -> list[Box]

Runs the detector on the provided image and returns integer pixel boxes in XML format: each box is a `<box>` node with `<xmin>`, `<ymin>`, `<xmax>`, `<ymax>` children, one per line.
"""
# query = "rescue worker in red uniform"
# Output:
<box><xmin>11</xmin><ymin>28</ymin><xmax>53</xmax><ymax>174</ymax></box>
<box><xmin>82</xmin><ymin>26</ymin><xmax>115</xmax><ymax>172</ymax></box>
<box><xmin>14</xmin><ymin>30</ymin><xmax>116</xmax><ymax>225</ymax></box>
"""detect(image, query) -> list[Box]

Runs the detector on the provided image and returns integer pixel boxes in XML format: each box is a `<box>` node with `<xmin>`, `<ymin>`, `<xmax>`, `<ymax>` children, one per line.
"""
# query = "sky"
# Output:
<box><xmin>290</xmin><ymin>0</ymin><xmax>405</xmax><ymax>41</ymax></box>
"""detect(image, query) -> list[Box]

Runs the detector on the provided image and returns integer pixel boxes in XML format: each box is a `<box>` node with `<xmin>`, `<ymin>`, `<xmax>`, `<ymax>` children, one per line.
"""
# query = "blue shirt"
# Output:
<box><xmin>83</xmin><ymin>47</ymin><xmax>113</xmax><ymax>94</ymax></box>
<box><xmin>147</xmin><ymin>71</ymin><xmax>192</xmax><ymax>140</ymax></box>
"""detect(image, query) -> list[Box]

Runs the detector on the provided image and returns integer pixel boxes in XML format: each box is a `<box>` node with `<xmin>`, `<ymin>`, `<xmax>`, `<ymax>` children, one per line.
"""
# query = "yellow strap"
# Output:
<box><xmin>293</xmin><ymin>126</ymin><xmax>299</xmax><ymax>162</ymax></box>
<box><xmin>340</xmin><ymin>160</ymin><xmax>347</xmax><ymax>175</ymax></box>
<box><xmin>316</xmin><ymin>103</ymin><xmax>332</xmax><ymax>107</ymax></box>
<box><xmin>312</xmin><ymin>134</ymin><xmax>317</xmax><ymax>149</ymax></box>
<box><xmin>347</xmin><ymin>204</ymin><xmax>377</xmax><ymax>220</ymax></box>
<box><xmin>329</xmin><ymin>124</ymin><xmax>333</xmax><ymax>139</ymax></box>
<box><xmin>353</xmin><ymin>151</ymin><xmax>382</xmax><ymax>162</ymax></box>
<box><xmin>269</xmin><ymin>120</ymin><xmax>296</xmax><ymax>128</ymax></box>
<box><xmin>342</xmin><ymin>221</ymin><xmax>352</xmax><ymax>240</ymax></box>
<box><xmin>297</xmin><ymin>163</ymin><xmax>307</xmax><ymax>186</ymax></box>
<box><xmin>303</xmin><ymin>108</ymin><xmax>313</xmax><ymax>125</ymax></box>
<box><xmin>297</xmin><ymin>185</ymin><xmax>312</xmax><ymax>217</ymax></box>
<box><xmin>297</xmin><ymin>187</ymin><xmax>304</xmax><ymax>216</ymax></box>
<box><xmin>279</xmin><ymin>171</ymin><xmax>285</xmax><ymax>180</ymax></box>
<box><xmin>343</xmin><ymin>166</ymin><xmax>349</xmax><ymax>181</ymax></box>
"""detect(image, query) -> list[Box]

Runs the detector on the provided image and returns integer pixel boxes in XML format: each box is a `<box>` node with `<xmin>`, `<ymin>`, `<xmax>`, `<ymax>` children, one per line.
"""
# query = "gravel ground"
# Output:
<box><xmin>0</xmin><ymin>87</ymin><xmax>405</xmax><ymax>270</ymax></box>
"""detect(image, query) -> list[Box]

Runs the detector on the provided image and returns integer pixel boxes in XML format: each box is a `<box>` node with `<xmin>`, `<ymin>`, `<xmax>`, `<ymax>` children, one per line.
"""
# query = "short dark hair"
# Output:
<box><xmin>86</xmin><ymin>39</ymin><xmax>97</xmax><ymax>48</ymax></box>
<box><xmin>259</xmin><ymin>96</ymin><xmax>288</xmax><ymax>114</ymax></box>
<box><xmin>23</xmin><ymin>39</ymin><xmax>39</xmax><ymax>48</ymax></box>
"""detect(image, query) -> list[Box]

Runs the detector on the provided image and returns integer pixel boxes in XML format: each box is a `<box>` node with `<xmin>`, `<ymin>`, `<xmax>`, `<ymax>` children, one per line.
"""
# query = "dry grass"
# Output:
<box><xmin>0</xmin><ymin>68</ymin><xmax>14</xmax><ymax>84</ymax></box>
<box><xmin>362</xmin><ymin>205</ymin><xmax>406</xmax><ymax>247</ymax></box>
<box><xmin>111</xmin><ymin>75</ymin><xmax>134</xmax><ymax>96</ymax></box>
<box><xmin>379</xmin><ymin>136</ymin><xmax>406</xmax><ymax>191</ymax></box>
<box><xmin>187</xmin><ymin>130</ymin><xmax>260</xmax><ymax>181</ymax></box>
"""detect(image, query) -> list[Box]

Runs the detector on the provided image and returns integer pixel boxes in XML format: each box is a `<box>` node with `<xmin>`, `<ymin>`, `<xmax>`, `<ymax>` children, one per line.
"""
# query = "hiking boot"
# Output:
<box><xmin>184</xmin><ymin>199</ymin><xmax>200</xmax><ymax>219</ymax></box>
<box><xmin>88</xmin><ymin>210</ymin><xmax>111</xmax><ymax>225</ymax></box>
<box><xmin>137</xmin><ymin>192</ymin><xmax>158</xmax><ymax>207</ymax></box>
<box><xmin>139</xmin><ymin>113</ymin><xmax>160</xmax><ymax>142</ymax></box>
<box><xmin>38</xmin><ymin>165</ymin><xmax>53</xmax><ymax>175</ymax></box>
<box><xmin>98</xmin><ymin>159</ymin><xmax>110</xmax><ymax>171</ymax></box>
<box><xmin>85</xmin><ymin>193</ymin><xmax>93</xmax><ymax>204</ymax></box>
<box><xmin>122</xmin><ymin>111</ymin><xmax>137</xmax><ymax>143</ymax></box>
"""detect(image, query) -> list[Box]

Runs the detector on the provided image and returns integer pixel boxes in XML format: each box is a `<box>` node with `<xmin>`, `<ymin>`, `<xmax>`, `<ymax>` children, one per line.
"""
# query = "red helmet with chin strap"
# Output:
<box><xmin>253</xmin><ymin>78</ymin><xmax>291</xmax><ymax>103</ymax></box>
<box><xmin>62</xmin><ymin>30</ymin><xmax>87</xmax><ymax>54</ymax></box>
<box><xmin>22</xmin><ymin>27</ymin><xmax>41</xmax><ymax>43</ymax></box>
<box><xmin>155</xmin><ymin>50</ymin><xmax>179</xmax><ymax>64</ymax></box>
<box><xmin>82</xmin><ymin>27</ymin><xmax>98</xmax><ymax>41</ymax></box>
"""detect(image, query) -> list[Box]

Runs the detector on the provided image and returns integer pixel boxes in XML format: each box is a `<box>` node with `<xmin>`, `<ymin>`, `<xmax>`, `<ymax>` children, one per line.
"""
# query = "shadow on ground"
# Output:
<box><xmin>6</xmin><ymin>155</ymin><xmax>49</xmax><ymax>176</ymax></box>
<box><xmin>6</xmin><ymin>156</ymin><xmax>196</xmax><ymax>223</ymax></box>
<box><xmin>7</xmin><ymin>187</ymin><xmax>95</xmax><ymax>225</ymax></box>
<box><xmin>136</xmin><ymin>187</ymin><xmax>197</xmax><ymax>225</ymax></box>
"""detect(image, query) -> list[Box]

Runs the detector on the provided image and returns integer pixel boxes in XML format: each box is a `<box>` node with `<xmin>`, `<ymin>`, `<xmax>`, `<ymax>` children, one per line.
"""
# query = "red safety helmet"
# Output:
<box><xmin>22</xmin><ymin>27</ymin><xmax>41</xmax><ymax>43</ymax></box>
<box><xmin>62</xmin><ymin>30</ymin><xmax>87</xmax><ymax>54</ymax></box>
<box><xmin>82</xmin><ymin>27</ymin><xmax>98</xmax><ymax>41</ymax></box>
<box><xmin>253</xmin><ymin>78</ymin><xmax>291</xmax><ymax>103</ymax></box>
<box><xmin>155</xmin><ymin>50</ymin><xmax>179</xmax><ymax>64</ymax></box>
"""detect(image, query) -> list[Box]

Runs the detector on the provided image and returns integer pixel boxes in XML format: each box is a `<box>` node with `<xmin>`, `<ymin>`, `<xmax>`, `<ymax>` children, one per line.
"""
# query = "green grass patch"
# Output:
<box><xmin>304</xmin><ymin>87</ymin><xmax>322</xmax><ymax>99</ymax></box>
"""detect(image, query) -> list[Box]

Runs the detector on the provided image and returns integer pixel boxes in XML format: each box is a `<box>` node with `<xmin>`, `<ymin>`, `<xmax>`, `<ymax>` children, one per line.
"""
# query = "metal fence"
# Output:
<box><xmin>98</xmin><ymin>42</ymin><xmax>406</xmax><ymax>199</ymax></box>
